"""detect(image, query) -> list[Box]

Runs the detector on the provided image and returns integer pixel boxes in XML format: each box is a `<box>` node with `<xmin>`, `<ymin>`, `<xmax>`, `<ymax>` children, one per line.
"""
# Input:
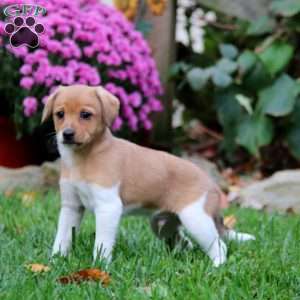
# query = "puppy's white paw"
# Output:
<box><xmin>212</xmin><ymin>255</ymin><xmax>226</xmax><ymax>267</ymax></box>
<box><xmin>52</xmin><ymin>238</ymin><xmax>71</xmax><ymax>258</ymax></box>
<box><xmin>52</xmin><ymin>247</ymin><xmax>68</xmax><ymax>258</ymax></box>
<box><xmin>93</xmin><ymin>247</ymin><xmax>112</xmax><ymax>264</ymax></box>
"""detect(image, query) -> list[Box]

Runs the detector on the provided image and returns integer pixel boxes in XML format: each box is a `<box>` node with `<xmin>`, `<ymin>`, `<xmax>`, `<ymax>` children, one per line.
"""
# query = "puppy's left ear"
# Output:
<box><xmin>96</xmin><ymin>86</ymin><xmax>120</xmax><ymax>127</ymax></box>
<box><xmin>41</xmin><ymin>87</ymin><xmax>61</xmax><ymax>123</ymax></box>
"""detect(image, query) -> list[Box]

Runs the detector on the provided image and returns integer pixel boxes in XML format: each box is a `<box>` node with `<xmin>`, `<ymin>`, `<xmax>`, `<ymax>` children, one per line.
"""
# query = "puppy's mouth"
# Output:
<box><xmin>62</xmin><ymin>140</ymin><xmax>82</xmax><ymax>146</ymax></box>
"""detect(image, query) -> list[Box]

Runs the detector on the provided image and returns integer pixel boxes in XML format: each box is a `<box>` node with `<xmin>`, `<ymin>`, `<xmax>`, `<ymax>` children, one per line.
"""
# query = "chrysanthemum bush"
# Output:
<box><xmin>0</xmin><ymin>0</ymin><xmax>163</xmax><ymax>136</ymax></box>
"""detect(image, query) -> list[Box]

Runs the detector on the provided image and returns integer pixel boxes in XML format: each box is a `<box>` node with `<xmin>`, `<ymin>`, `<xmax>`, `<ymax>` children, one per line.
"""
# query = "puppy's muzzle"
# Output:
<box><xmin>63</xmin><ymin>128</ymin><xmax>75</xmax><ymax>144</ymax></box>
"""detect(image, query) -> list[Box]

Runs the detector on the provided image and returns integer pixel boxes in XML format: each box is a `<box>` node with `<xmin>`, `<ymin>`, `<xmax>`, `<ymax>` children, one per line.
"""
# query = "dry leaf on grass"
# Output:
<box><xmin>228</xmin><ymin>185</ymin><xmax>241</xmax><ymax>202</ymax></box>
<box><xmin>224</xmin><ymin>215</ymin><xmax>237</xmax><ymax>229</ymax></box>
<box><xmin>4</xmin><ymin>189</ymin><xmax>14</xmax><ymax>197</ymax></box>
<box><xmin>228</xmin><ymin>185</ymin><xmax>240</xmax><ymax>193</ymax></box>
<box><xmin>58</xmin><ymin>268</ymin><xmax>110</xmax><ymax>286</ymax></box>
<box><xmin>26</xmin><ymin>263</ymin><xmax>50</xmax><ymax>273</ymax></box>
<box><xmin>21</xmin><ymin>192</ymin><xmax>37</xmax><ymax>206</ymax></box>
<box><xmin>222</xmin><ymin>168</ymin><xmax>241</xmax><ymax>186</ymax></box>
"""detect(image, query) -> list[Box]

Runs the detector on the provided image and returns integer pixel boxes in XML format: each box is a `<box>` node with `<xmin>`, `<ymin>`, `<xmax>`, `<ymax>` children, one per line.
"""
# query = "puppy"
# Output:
<box><xmin>42</xmin><ymin>85</ymin><xmax>254</xmax><ymax>267</ymax></box>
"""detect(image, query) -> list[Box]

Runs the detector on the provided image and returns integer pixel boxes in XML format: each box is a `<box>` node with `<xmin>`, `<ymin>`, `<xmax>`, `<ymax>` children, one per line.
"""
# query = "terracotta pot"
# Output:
<box><xmin>0</xmin><ymin>117</ymin><xmax>40</xmax><ymax>168</ymax></box>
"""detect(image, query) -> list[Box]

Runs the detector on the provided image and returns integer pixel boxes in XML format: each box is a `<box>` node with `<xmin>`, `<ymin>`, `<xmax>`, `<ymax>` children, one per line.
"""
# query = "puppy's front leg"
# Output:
<box><xmin>93</xmin><ymin>197</ymin><xmax>123</xmax><ymax>263</ymax></box>
<box><xmin>52</xmin><ymin>181</ymin><xmax>84</xmax><ymax>257</ymax></box>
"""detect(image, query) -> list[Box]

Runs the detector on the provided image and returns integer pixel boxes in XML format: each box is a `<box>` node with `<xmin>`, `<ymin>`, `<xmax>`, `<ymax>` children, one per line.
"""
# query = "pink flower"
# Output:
<box><xmin>143</xmin><ymin>119</ymin><xmax>153</xmax><ymax>130</ymax></box>
<box><xmin>20</xmin><ymin>65</ymin><xmax>32</xmax><ymax>75</ymax></box>
<box><xmin>41</xmin><ymin>96</ymin><xmax>49</xmax><ymax>105</ymax></box>
<box><xmin>112</xmin><ymin>116</ymin><xmax>123</xmax><ymax>131</ymax></box>
<box><xmin>20</xmin><ymin>77</ymin><xmax>34</xmax><ymax>90</ymax></box>
<box><xmin>149</xmin><ymin>98</ymin><xmax>163</xmax><ymax>111</ymax></box>
<box><xmin>0</xmin><ymin>0</ymin><xmax>164</xmax><ymax>133</ymax></box>
<box><xmin>23</xmin><ymin>97</ymin><xmax>38</xmax><ymax>117</ymax></box>
<box><xmin>130</xmin><ymin>92</ymin><xmax>142</xmax><ymax>107</ymax></box>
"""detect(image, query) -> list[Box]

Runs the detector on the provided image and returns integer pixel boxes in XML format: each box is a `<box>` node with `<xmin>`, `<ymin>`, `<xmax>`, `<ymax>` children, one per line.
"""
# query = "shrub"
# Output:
<box><xmin>0</xmin><ymin>0</ymin><xmax>163</xmax><ymax>137</ymax></box>
<box><xmin>172</xmin><ymin>0</ymin><xmax>300</xmax><ymax>162</ymax></box>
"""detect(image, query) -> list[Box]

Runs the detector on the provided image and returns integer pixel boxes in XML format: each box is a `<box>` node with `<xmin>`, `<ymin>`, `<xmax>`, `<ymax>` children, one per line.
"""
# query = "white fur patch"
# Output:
<box><xmin>53</xmin><ymin>178</ymin><xmax>123</xmax><ymax>262</ymax></box>
<box><xmin>224</xmin><ymin>230</ymin><xmax>256</xmax><ymax>242</ymax></box>
<box><xmin>57</xmin><ymin>134</ymin><xmax>74</xmax><ymax>168</ymax></box>
<box><xmin>178</xmin><ymin>193</ymin><xmax>227</xmax><ymax>267</ymax></box>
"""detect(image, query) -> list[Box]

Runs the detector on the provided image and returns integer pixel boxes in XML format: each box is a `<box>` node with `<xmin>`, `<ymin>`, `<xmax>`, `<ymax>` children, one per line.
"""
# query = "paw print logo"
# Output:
<box><xmin>4</xmin><ymin>16</ymin><xmax>44</xmax><ymax>48</ymax></box>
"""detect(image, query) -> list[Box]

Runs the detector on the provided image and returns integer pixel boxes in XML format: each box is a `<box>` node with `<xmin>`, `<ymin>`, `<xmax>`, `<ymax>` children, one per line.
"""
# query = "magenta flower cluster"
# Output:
<box><xmin>0</xmin><ymin>0</ymin><xmax>163</xmax><ymax>132</ymax></box>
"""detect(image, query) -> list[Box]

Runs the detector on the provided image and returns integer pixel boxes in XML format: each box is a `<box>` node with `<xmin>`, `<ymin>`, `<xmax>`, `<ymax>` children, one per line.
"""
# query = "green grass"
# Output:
<box><xmin>0</xmin><ymin>192</ymin><xmax>300</xmax><ymax>300</ymax></box>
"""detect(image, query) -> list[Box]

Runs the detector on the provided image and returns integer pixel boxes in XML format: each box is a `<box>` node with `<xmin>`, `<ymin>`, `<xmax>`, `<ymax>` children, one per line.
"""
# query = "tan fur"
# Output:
<box><xmin>43</xmin><ymin>85</ymin><xmax>226</xmax><ymax>214</ymax></box>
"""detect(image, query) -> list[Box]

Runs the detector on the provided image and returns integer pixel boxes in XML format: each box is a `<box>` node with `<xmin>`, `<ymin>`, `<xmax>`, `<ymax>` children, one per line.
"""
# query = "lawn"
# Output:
<box><xmin>0</xmin><ymin>191</ymin><xmax>300</xmax><ymax>300</ymax></box>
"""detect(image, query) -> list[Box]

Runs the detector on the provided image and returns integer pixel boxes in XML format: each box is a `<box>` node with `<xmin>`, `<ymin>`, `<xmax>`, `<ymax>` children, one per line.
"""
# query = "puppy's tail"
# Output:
<box><xmin>223</xmin><ymin>229</ymin><xmax>255</xmax><ymax>242</ymax></box>
<box><xmin>208</xmin><ymin>187</ymin><xmax>255</xmax><ymax>242</ymax></box>
<box><xmin>214</xmin><ymin>215</ymin><xmax>255</xmax><ymax>242</ymax></box>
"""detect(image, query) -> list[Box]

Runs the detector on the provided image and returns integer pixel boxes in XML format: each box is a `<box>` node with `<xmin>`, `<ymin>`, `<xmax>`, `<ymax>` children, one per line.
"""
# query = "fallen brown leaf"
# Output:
<box><xmin>26</xmin><ymin>263</ymin><xmax>50</xmax><ymax>273</ymax></box>
<box><xmin>224</xmin><ymin>215</ymin><xmax>237</xmax><ymax>229</ymax></box>
<box><xmin>227</xmin><ymin>185</ymin><xmax>241</xmax><ymax>202</ymax></box>
<box><xmin>58</xmin><ymin>268</ymin><xmax>110</xmax><ymax>286</ymax></box>
<box><xmin>21</xmin><ymin>192</ymin><xmax>37</xmax><ymax>206</ymax></box>
<box><xmin>4</xmin><ymin>189</ymin><xmax>14</xmax><ymax>197</ymax></box>
<box><xmin>228</xmin><ymin>185</ymin><xmax>240</xmax><ymax>193</ymax></box>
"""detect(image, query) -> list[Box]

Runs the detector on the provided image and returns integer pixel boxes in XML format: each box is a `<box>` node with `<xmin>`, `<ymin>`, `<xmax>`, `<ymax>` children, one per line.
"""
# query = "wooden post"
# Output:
<box><xmin>143</xmin><ymin>1</ymin><xmax>176</xmax><ymax>149</ymax></box>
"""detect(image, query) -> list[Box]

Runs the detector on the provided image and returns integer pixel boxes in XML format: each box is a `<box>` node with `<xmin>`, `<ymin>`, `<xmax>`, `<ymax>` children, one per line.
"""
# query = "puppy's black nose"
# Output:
<box><xmin>63</xmin><ymin>128</ymin><xmax>75</xmax><ymax>142</ymax></box>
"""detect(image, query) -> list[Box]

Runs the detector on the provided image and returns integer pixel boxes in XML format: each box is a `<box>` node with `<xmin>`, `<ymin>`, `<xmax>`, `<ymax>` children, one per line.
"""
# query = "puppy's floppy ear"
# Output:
<box><xmin>41</xmin><ymin>87</ymin><xmax>61</xmax><ymax>123</ymax></box>
<box><xmin>96</xmin><ymin>86</ymin><xmax>120</xmax><ymax>127</ymax></box>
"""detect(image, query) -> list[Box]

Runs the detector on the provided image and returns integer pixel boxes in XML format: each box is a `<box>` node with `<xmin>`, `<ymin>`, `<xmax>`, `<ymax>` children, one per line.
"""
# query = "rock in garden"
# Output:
<box><xmin>0</xmin><ymin>160</ymin><xmax>60</xmax><ymax>193</ymax></box>
<box><xmin>236</xmin><ymin>170</ymin><xmax>300</xmax><ymax>214</ymax></box>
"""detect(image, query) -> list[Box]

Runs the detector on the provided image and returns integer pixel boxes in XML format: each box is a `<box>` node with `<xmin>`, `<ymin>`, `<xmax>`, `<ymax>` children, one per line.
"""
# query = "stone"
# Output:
<box><xmin>0</xmin><ymin>154</ymin><xmax>227</xmax><ymax>195</ymax></box>
<box><xmin>236</xmin><ymin>170</ymin><xmax>300</xmax><ymax>214</ymax></box>
<box><xmin>0</xmin><ymin>160</ymin><xmax>60</xmax><ymax>193</ymax></box>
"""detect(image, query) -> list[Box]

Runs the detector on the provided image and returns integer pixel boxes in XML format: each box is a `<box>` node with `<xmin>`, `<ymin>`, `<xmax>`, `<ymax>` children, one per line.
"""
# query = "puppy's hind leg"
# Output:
<box><xmin>178</xmin><ymin>194</ymin><xmax>227</xmax><ymax>267</ymax></box>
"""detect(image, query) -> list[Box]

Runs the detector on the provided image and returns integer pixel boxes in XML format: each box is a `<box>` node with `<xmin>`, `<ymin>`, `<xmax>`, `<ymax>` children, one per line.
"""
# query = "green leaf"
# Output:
<box><xmin>271</xmin><ymin>0</ymin><xmax>300</xmax><ymax>17</ymax></box>
<box><xmin>215</xmin><ymin>87</ymin><xmax>245</xmax><ymax>154</ymax></box>
<box><xmin>286</xmin><ymin>126</ymin><xmax>300</xmax><ymax>159</ymax></box>
<box><xmin>211</xmin><ymin>67</ymin><xmax>232</xmax><ymax>87</ymax></box>
<box><xmin>243</xmin><ymin>58</ymin><xmax>271</xmax><ymax>91</ymax></box>
<box><xmin>219</xmin><ymin>43</ymin><xmax>238</xmax><ymax>59</ymax></box>
<box><xmin>236</xmin><ymin>94</ymin><xmax>253</xmax><ymax>115</ymax></box>
<box><xmin>258</xmin><ymin>41</ymin><xmax>294</xmax><ymax>76</ymax></box>
<box><xmin>285</xmin><ymin>98</ymin><xmax>300</xmax><ymax>159</ymax></box>
<box><xmin>217</xmin><ymin>58</ymin><xmax>238</xmax><ymax>74</ymax></box>
<box><xmin>186</xmin><ymin>67</ymin><xmax>210</xmax><ymax>91</ymax></box>
<box><xmin>258</xmin><ymin>74</ymin><xmax>299</xmax><ymax>117</ymax></box>
<box><xmin>247</xmin><ymin>15</ymin><xmax>276</xmax><ymax>36</ymax></box>
<box><xmin>237</xmin><ymin>113</ymin><xmax>274</xmax><ymax>156</ymax></box>
<box><xmin>169</xmin><ymin>62</ymin><xmax>189</xmax><ymax>79</ymax></box>
<box><xmin>237</xmin><ymin>50</ymin><xmax>257</xmax><ymax>75</ymax></box>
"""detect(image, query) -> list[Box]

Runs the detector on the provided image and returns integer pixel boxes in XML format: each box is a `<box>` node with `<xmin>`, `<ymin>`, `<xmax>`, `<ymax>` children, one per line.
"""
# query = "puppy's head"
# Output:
<box><xmin>41</xmin><ymin>85</ymin><xmax>119</xmax><ymax>148</ymax></box>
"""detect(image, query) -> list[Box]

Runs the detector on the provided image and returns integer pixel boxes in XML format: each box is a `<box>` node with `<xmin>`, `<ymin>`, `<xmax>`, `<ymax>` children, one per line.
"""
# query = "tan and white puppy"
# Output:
<box><xmin>42</xmin><ymin>85</ymin><xmax>254</xmax><ymax>267</ymax></box>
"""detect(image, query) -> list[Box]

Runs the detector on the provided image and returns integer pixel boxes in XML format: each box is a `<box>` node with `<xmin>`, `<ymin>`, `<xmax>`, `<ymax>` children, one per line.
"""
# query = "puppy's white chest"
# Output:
<box><xmin>60</xmin><ymin>179</ymin><xmax>122</xmax><ymax>212</ymax></box>
<box><xmin>75</xmin><ymin>181</ymin><xmax>97</xmax><ymax>211</ymax></box>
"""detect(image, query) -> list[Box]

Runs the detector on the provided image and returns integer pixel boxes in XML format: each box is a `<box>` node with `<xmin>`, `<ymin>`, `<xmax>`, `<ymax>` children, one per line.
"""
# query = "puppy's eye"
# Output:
<box><xmin>55</xmin><ymin>111</ymin><xmax>64</xmax><ymax>119</ymax></box>
<box><xmin>80</xmin><ymin>111</ymin><xmax>92</xmax><ymax>120</ymax></box>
